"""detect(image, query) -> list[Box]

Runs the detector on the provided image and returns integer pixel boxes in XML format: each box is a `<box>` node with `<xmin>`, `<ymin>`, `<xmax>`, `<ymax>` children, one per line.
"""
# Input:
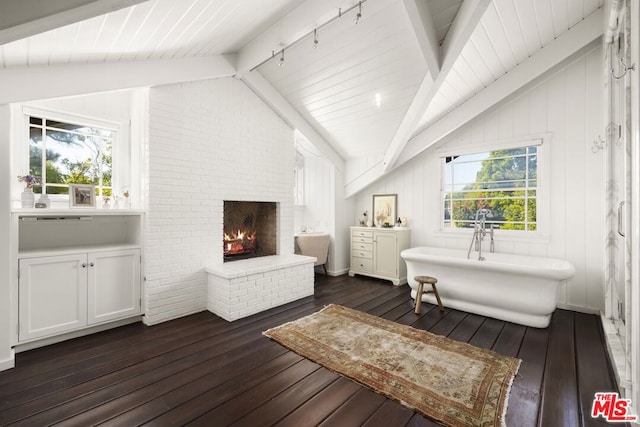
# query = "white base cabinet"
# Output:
<box><xmin>18</xmin><ymin>249</ymin><xmax>141</xmax><ymax>342</ymax></box>
<box><xmin>348</xmin><ymin>227</ymin><xmax>411</xmax><ymax>285</ymax></box>
<box><xmin>18</xmin><ymin>254</ymin><xmax>88</xmax><ymax>341</ymax></box>
<box><xmin>88</xmin><ymin>249</ymin><xmax>141</xmax><ymax>325</ymax></box>
<box><xmin>12</xmin><ymin>211</ymin><xmax>144</xmax><ymax>345</ymax></box>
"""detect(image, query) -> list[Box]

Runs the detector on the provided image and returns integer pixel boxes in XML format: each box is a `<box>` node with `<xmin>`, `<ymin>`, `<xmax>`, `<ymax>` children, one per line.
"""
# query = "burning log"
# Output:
<box><xmin>223</xmin><ymin>229</ymin><xmax>257</xmax><ymax>255</ymax></box>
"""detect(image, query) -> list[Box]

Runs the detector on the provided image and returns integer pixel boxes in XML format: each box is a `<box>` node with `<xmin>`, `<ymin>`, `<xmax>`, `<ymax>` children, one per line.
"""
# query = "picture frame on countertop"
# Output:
<box><xmin>69</xmin><ymin>184</ymin><xmax>96</xmax><ymax>208</ymax></box>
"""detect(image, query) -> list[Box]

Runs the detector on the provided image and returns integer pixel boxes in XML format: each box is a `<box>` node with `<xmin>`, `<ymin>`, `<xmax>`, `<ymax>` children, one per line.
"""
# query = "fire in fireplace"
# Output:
<box><xmin>223</xmin><ymin>201</ymin><xmax>277</xmax><ymax>262</ymax></box>
<box><xmin>224</xmin><ymin>229</ymin><xmax>256</xmax><ymax>256</ymax></box>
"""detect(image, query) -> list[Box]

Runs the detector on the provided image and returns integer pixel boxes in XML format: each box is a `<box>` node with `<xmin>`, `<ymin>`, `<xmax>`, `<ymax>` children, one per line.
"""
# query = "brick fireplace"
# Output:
<box><xmin>146</xmin><ymin>77</ymin><xmax>315</xmax><ymax>325</ymax></box>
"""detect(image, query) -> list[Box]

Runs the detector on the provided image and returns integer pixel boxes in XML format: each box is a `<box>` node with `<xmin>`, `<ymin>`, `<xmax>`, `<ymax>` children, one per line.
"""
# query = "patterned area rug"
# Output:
<box><xmin>263</xmin><ymin>304</ymin><xmax>521</xmax><ymax>427</ymax></box>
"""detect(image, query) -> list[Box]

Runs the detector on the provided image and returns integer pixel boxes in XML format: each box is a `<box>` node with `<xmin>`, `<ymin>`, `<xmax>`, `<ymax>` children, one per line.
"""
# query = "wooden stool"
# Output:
<box><xmin>414</xmin><ymin>275</ymin><xmax>443</xmax><ymax>314</ymax></box>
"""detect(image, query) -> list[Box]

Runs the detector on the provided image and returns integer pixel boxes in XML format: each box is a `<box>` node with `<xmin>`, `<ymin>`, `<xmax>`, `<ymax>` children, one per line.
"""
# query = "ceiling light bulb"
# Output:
<box><xmin>313</xmin><ymin>29</ymin><xmax>319</xmax><ymax>49</ymax></box>
<box><xmin>279</xmin><ymin>49</ymin><xmax>285</xmax><ymax>67</ymax></box>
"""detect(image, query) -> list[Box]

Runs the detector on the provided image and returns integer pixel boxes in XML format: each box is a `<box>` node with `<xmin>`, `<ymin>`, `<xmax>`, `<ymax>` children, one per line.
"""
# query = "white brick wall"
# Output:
<box><xmin>206</xmin><ymin>254</ymin><xmax>315</xmax><ymax>321</ymax></box>
<box><xmin>144</xmin><ymin>77</ymin><xmax>295</xmax><ymax>325</ymax></box>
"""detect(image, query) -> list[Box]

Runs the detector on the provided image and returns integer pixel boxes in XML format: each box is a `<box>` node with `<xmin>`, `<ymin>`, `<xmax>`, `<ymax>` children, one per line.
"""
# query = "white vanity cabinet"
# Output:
<box><xmin>12</xmin><ymin>211</ymin><xmax>144</xmax><ymax>345</ymax></box>
<box><xmin>18</xmin><ymin>254</ymin><xmax>88</xmax><ymax>341</ymax></box>
<box><xmin>349</xmin><ymin>227</ymin><xmax>411</xmax><ymax>285</ymax></box>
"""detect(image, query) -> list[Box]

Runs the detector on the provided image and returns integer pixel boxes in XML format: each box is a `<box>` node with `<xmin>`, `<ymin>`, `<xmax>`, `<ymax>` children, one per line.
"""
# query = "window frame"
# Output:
<box><xmin>15</xmin><ymin>106</ymin><xmax>122</xmax><ymax>203</ymax></box>
<box><xmin>437</xmin><ymin>135</ymin><xmax>550</xmax><ymax>238</ymax></box>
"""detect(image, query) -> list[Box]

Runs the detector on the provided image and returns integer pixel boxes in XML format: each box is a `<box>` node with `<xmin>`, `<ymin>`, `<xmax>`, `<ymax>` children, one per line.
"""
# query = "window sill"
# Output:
<box><xmin>12</xmin><ymin>208</ymin><xmax>145</xmax><ymax>216</ymax></box>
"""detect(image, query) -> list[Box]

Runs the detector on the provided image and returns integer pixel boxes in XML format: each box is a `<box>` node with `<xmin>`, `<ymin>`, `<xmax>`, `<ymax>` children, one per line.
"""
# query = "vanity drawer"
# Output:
<box><xmin>352</xmin><ymin>236</ymin><xmax>373</xmax><ymax>244</ymax></box>
<box><xmin>352</xmin><ymin>242</ymin><xmax>373</xmax><ymax>252</ymax></box>
<box><xmin>352</xmin><ymin>249</ymin><xmax>372</xmax><ymax>259</ymax></box>
<box><xmin>352</xmin><ymin>230</ymin><xmax>373</xmax><ymax>238</ymax></box>
<box><xmin>351</xmin><ymin>257</ymin><xmax>373</xmax><ymax>273</ymax></box>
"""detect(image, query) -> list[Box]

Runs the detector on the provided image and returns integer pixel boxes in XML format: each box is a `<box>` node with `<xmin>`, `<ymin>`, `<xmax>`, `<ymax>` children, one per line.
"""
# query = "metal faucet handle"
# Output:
<box><xmin>479</xmin><ymin>208</ymin><xmax>493</xmax><ymax>218</ymax></box>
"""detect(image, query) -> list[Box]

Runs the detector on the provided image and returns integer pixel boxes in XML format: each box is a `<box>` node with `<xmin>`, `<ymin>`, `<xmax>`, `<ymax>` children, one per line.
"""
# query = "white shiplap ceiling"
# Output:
<box><xmin>258</xmin><ymin>0</ymin><xmax>428</xmax><ymax>158</ymax></box>
<box><xmin>417</xmin><ymin>0</ymin><xmax>604</xmax><ymax>130</ymax></box>
<box><xmin>0</xmin><ymin>0</ymin><xmax>606</xmax><ymax>194</ymax></box>
<box><xmin>0</xmin><ymin>0</ymin><xmax>307</xmax><ymax>67</ymax></box>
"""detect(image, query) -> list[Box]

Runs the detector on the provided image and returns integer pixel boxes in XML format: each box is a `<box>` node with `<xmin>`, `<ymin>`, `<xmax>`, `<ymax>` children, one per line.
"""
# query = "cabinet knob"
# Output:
<box><xmin>89</xmin><ymin>262</ymin><xmax>95</xmax><ymax>267</ymax></box>
<box><xmin>81</xmin><ymin>263</ymin><xmax>87</xmax><ymax>268</ymax></box>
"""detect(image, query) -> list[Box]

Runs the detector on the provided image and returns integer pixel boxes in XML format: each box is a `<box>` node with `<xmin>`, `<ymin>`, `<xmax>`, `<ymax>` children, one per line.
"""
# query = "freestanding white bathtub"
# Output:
<box><xmin>401</xmin><ymin>246</ymin><xmax>575</xmax><ymax>328</ymax></box>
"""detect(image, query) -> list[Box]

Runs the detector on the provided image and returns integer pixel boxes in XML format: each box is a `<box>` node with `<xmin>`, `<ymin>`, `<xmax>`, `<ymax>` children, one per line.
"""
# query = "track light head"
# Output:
<box><xmin>278</xmin><ymin>49</ymin><xmax>285</xmax><ymax>67</ymax></box>
<box><xmin>313</xmin><ymin>29</ymin><xmax>319</xmax><ymax>49</ymax></box>
<box><xmin>354</xmin><ymin>2</ymin><xmax>362</xmax><ymax>24</ymax></box>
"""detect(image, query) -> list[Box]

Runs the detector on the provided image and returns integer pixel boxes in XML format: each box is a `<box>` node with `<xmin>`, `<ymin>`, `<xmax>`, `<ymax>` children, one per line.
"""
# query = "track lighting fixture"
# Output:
<box><xmin>250</xmin><ymin>0</ymin><xmax>368</xmax><ymax>71</ymax></box>
<box><xmin>354</xmin><ymin>2</ymin><xmax>362</xmax><ymax>24</ymax></box>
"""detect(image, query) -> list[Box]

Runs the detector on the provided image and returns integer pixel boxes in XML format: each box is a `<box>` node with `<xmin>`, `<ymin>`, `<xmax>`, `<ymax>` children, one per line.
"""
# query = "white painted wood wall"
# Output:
<box><xmin>351</xmin><ymin>45</ymin><xmax>605</xmax><ymax>313</ymax></box>
<box><xmin>295</xmin><ymin>155</ymin><xmax>353</xmax><ymax>275</ymax></box>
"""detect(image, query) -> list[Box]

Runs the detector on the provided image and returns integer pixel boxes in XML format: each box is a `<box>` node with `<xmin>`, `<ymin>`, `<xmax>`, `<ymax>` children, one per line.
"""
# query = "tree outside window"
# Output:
<box><xmin>442</xmin><ymin>145</ymin><xmax>538</xmax><ymax>231</ymax></box>
<box><xmin>28</xmin><ymin>117</ymin><xmax>114</xmax><ymax>196</ymax></box>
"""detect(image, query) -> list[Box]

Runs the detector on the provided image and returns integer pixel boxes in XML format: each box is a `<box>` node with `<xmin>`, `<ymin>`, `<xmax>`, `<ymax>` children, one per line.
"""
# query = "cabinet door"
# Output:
<box><xmin>87</xmin><ymin>249</ymin><xmax>141</xmax><ymax>325</ymax></box>
<box><xmin>373</xmin><ymin>232</ymin><xmax>398</xmax><ymax>278</ymax></box>
<box><xmin>19</xmin><ymin>254</ymin><xmax>88</xmax><ymax>341</ymax></box>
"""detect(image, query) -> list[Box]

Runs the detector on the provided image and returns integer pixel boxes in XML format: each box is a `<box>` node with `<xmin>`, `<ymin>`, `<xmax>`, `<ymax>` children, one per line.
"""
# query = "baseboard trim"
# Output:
<box><xmin>556</xmin><ymin>303</ymin><xmax>599</xmax><ymax>315</ymax></box>
<box><xmin>326</xmin><ymin>268</ymin><xmax>349</xmax><ymax>277</ymax></box>
<box><xmin>15</xmin><ymin>316</ymin><xmax>143</xmax><ymax>352</ymax></box>
<box><xmin>0</xmin><ymin>349</ymin><xmax>15</xmax><ymax>372</ymax></box>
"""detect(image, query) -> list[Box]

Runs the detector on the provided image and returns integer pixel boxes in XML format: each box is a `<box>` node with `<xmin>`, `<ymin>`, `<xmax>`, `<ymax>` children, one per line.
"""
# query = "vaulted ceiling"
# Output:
<box><xmin>0</xmin><ymin>0</ymin><xmax>605</xmax><ymax>196</ymax></box>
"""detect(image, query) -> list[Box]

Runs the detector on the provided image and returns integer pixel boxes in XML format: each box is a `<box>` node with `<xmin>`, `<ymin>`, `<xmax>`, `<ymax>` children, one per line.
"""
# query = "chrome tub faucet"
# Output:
<box><xmin>467</xmin><ymin>209</ymin><xmax>494</xmax><ymax>260</ymax></box>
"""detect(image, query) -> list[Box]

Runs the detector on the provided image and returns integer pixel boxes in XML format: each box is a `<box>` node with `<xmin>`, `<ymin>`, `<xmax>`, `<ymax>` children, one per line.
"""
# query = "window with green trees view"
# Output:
<box><xmin>442</xmin><ymin>144</ymin><xmax>538</xmax><ymax>231</ymax></box>
<box><xmin>28</xmin><ymin>114</ymin><xmax>115</xmax><ymax>197</ymax></box>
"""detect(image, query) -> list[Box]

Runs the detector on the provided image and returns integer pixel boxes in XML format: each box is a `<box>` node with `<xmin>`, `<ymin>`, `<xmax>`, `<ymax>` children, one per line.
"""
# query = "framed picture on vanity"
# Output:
<box><xmin>372</xmin><ymin>194</ymin><xmax>397</xmax><ymax>227</ymax></box>
<box><xmin>69</xmin><ymin>184</ymin><xmax>96</xmax><ymax>208</ymax></box>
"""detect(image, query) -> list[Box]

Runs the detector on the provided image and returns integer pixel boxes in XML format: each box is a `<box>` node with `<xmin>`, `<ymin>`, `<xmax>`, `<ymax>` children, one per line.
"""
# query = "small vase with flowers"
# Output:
<box><xmin>17</xmin><ymin>175</ymin><xmax>41</xmax><ymax>208</ymax></box>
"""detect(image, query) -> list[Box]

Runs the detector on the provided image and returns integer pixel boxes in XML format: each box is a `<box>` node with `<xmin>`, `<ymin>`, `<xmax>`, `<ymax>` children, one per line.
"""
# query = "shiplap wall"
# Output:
<box><xmin>352</xmin><ymin>45</ymin><xmax>605</xmax><ymax>313</ymax></box>
<box><xmin>294</xmin><ymin>155</ymin><xmax>352</xmax><ymax>275</ymax></box>
<box><xmin>299</xmin><ymin>155</ymin><xmax>332</xmax><ymax>233</ymax></box>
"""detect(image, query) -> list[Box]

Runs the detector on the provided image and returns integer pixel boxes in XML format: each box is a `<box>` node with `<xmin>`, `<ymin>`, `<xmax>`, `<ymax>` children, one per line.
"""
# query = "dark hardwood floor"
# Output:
<box><xmin>0</xmin><ymin>274</ymin><xmax>620</xmax><ymax>426</ymax></box>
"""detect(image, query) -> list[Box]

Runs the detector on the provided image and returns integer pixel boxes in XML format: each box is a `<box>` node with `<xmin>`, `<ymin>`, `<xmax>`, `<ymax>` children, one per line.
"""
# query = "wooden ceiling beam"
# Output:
<box><xmin>380</xmin><ymin>0</ymin><xmax>491</xmax><ymax>173</ymax></box>
<box><xmin>0</xmin><ymin>0</ymin><xmax>150</xmax><ymax>45</ymax></box>
<box><xmin>0</xmin><ymin>55</ymin><xmax>235</xmax><ymax>104</ymax></box>
<box><xmin>242</xmin><ymin>71</ymin><xmax>345</xmax><ymax>173</ymax></box>
<box><xmin>395</xmin><ymin>7</ymin><xmax>604</xmax><ymax>168</ymax></box>
<box><xmin>401</xmin><ymin>0</ymin><xmax>440</xmax><ymax>77</ymax></box>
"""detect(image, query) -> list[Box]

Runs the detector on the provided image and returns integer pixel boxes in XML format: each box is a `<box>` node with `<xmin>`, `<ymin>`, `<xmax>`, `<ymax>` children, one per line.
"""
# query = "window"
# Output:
<box><xmin>27</xmin><ymin>111</ymin><xmax>117</xmax><ymax>197</ymax></box>
<box><xmin>442</xmin><ymin>144</ymin><xmax>539</xmax><ymax>231</ymax></box>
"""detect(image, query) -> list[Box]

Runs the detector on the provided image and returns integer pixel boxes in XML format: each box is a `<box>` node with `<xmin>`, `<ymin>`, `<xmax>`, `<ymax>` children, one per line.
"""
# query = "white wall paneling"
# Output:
<box><xmin>300</xmin><ymin>155</ymin><xmax>332</xmax><ymax>233</ymax></box>
<box><xmin>296</xmin><ymin>153</ymin><xmax>352</xmax><ymax>275</ymax></box>
<box><xmin>351</xmin><ymin>44</ymin><xmax>605</xmax><ymax>313</ymax></box>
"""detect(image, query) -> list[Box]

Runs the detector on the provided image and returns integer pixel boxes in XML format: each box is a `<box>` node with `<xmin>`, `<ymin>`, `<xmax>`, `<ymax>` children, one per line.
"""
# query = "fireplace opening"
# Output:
<box><xmin>223</xmin><ymin>201</ymin><xmax>277</xmax><ymax>262</ymax></box>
